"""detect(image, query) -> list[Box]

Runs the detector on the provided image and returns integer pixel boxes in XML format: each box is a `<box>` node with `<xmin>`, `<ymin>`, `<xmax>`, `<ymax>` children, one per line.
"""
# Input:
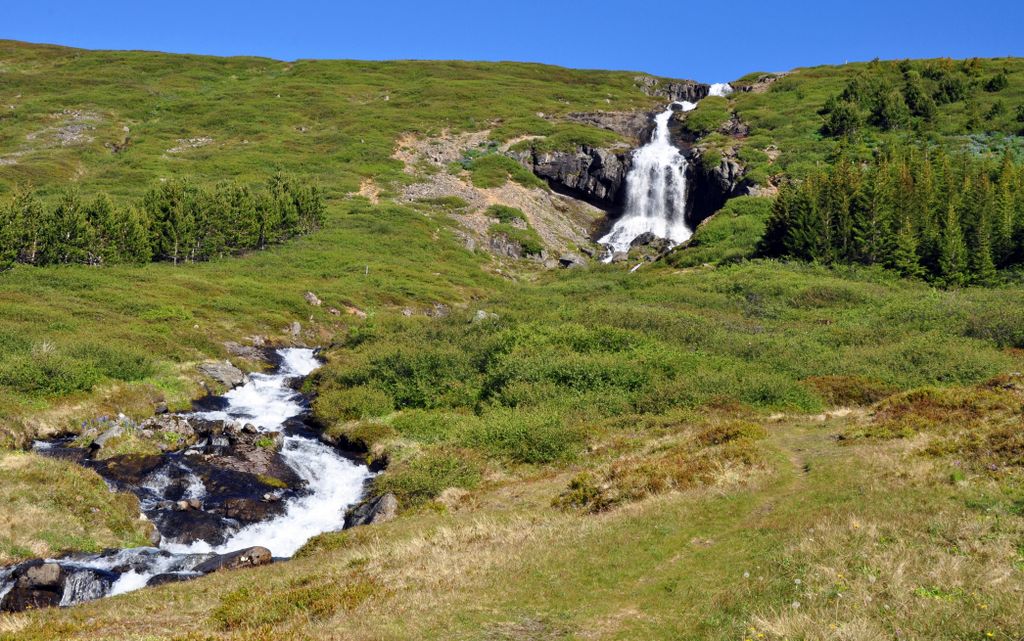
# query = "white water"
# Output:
<box><xmin>598</xmin><ymin>82</ymin><xmax>734</xmax><ymax>258</ymax></box>
<box><xmin>13</xmin><ymin>348</ymin><xmax>373</xmax><ymax>606</ymax></box>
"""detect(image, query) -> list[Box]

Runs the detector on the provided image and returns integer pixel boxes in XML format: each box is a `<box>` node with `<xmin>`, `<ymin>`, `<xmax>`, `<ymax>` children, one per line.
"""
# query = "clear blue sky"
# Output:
<box><xmin>4</xmin><ymin>0</ymin><xmax>1023</xmax><ymax>82</ymax></box>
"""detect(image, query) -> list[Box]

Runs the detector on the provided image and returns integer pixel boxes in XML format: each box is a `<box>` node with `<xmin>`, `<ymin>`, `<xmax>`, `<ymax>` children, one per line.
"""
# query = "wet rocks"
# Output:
<box><xmin>197</xmin><ymin>361</ymin><xmax>246</xmax><ymax>389</ymax></box>
<box><xmin>150</xmin><ymin>509</ymin><xmax>238</xmax><ymax>546</ymax></box>
<box><xmin>193</xmin><ymin>546</ymin><xmax>273</xmax><ymax>574</ymax></box>
<box><xmin>344</xmin><ymin>493</ymin><xmax>398</xmax><ymax>528</ymax></box>
<box><xmin>0</xmin><ymin>562</ymin><xmax>65</xmax><ymax>612</ymax></box>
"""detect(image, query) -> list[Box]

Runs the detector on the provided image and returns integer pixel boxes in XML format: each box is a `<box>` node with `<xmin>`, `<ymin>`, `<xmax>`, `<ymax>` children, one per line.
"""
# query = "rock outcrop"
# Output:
<box><xmin>512</xmin><ymin>146</ymin><xmax>630</xmax><ymax>208</ymax></box>
<box><xmin>686</xmin><ymin>153</ymin><xmax>748</xmax><ymax>226</ymax></box>
<box><xmin>563</xmin><ymin>111</ymin><xmax>653</xmax><ymax>143</ymax></box>
<box><xmin>197</xmin><ymin>361</ymin><xmax>246</xmax><ymax>389</ymax></box>
<box><xmin>634</xmin><ymin>76</ymin><xmax>711</xmax><ymax>103</ymax></box>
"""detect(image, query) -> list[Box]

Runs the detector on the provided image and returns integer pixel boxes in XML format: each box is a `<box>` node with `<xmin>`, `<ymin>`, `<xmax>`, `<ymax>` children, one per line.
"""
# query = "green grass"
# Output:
<box><xmin>488</xmin><ymin>222</ymin><xmax>545</xmax><ymax>255</ymax></box>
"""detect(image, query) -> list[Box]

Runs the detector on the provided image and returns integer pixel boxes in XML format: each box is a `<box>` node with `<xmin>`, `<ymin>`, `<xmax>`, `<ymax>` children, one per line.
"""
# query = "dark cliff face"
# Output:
<box><xmin>634</xmin><ymin>76</ymin><xmax>711</xmax><ymax>103</ymax></box>
<box><xmin>512</xmin><ymin>145</ymin><xmax>632</xmax><ymax>210</ymax></box>
<box><xmin>685</xmin><ymin>153</ymin><xmax>747</xmax><ymax>227</ymax></box>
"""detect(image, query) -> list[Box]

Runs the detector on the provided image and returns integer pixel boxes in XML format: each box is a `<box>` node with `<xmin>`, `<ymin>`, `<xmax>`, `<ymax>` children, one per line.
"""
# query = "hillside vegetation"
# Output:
<box><xmin>1</xmin><ymin>42</ymin><xmax>1024</xmax><ymax>640</ymax></box>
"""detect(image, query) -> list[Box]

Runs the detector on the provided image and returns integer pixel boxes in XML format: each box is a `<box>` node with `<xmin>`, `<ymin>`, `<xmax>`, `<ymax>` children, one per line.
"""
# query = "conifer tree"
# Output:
<box><xmin>892</xmin><ymin>216</ymin><xmax>925</xmax><ymax>278</ymax></box>
<box><xmin>971</xmin><ymin>208</ymin><xmax>998</xmax><ymax>285</ymax></box>
<box><xmin>0</xmin><ymin>196</ymin><xmax>17</xmax><ymax>271</ymax></box>
<box><xmin>939</xmin><ymin>202</ymin><xmax>969</xmax><ymax>287</ymax></box>
<box><xmin>84</xmin><ymin>193</ymin><xmax>117</xmax><ymax>264</ymax></box>
<box><xmin>114</xmin><ymin>206</ymin><xmax>153</xmax><ymax>264</ymax></box>
<box><xmin>40</xmin><ymin>189</ymin><xmax>93</xmax><ymax>265</ymax></box>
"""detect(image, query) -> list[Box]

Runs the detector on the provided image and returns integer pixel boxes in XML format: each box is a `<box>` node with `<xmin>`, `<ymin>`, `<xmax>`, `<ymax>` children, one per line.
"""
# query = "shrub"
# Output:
<box><xmin>695</xmin><ymin>420</ymin><xmax>768</xmax><ymax>447</ymax></box>
<box><xmin>314</xmin><ymin>385</ymin><xmax>395</xmax><ymax>421</ymax></box>
<box><xmin>373</xmin><ymin>447</ymin><xmax>482</xmax><ymax>506</ymax></box>
<box><xmin>391</xmin><ymin>410</ymin><xmax>467</xmax><ymax>444</ymax></box>
<box><xmin>459</xmin><ymin>408</ymin><xmax>584</xmax><ymax>465</ymax></box>
<box><xmin>70</xmin><ymin>343</ymin><xmax>155</xmax><ymax>381</ymax></box>
<box><xmin>489</xmin><ymin>223</ymin><xmax>544</xmax><ymax>256</ymax></box>
<box><xmin>804</xmin><ymin>375</ymin><xmax>896</xmax><ymax>406</ymax></box>
<box><xmin>0</xmin><ymin>352</ymin><xmax>100</xmax><ymax>396</ymax></box>
<box><xmin>466</xmin><ymin>154</ymin><xmax>545</xmax><ymax>189</ymax></box>
<box><xmin>683</xmin><ymin>97</ymin><xmax>732</xmax><ymax>136</ymax></box>
<box><xmin>485</xmin><ymin>204</ymin><xmax>527</xmax><ymax>224</ymax></box>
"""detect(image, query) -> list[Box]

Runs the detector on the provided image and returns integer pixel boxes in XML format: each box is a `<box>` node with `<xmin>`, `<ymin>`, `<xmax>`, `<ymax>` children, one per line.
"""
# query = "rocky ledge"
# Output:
<box><xmin>511</xmin><ymin>145</ymin><xmax>631</xmax><ymax>208</ymax></box>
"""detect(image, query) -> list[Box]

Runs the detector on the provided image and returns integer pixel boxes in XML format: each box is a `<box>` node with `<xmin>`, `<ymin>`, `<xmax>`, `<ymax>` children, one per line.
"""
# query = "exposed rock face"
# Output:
<box><xmin>197</xmin><ymin>361</ymin><xmax>246</xmax><ymax>389</ymax></box>
<box><xmin>513</xmin><ymin>146</ymin><xmax>630</xmax><ymax>207</ymax></box>
<box><xmin>634</xmin><ymin>76</ymin><xmax>711</xmax><ymax>103</ymax></box>
<box><xmin>687</xmin><ymin>153</ymin><xmax>748</xmax><ymax>225</ymax></box>
<box><xmin>344</xmin><ymin>493</ymin><xmax>399</xmax><ymax>528</ymax></box>
<box><xmin>489</xmin><ymin>232</ymin><xmax>525</xmax><ymax>259</ymax></box>
<box><xmin>564</xmin><ymin>111</ymin><xmax>653</xmax><ymax>143</ymax></box>
<box><xmin>224</xmin><ymin>341</ymin><xmax>268</xmax><ymax>362</ymax></box>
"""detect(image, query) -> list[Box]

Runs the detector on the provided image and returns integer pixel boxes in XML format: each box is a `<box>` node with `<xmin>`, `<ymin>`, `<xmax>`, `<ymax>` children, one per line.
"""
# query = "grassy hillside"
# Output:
<box><xmin>1</xmin><ymin>43</ymin><xmax>1024</xmax><ymax>640</ymax></box>
<box><xmin>686</xmin><ymin>57</ymin><xmax>1024</xmax><ymax>184</ymax></box>
<box><xmin>0</xmin><ymin>40</ymin><xmax>658</xmax><ymax>200</ymax></box>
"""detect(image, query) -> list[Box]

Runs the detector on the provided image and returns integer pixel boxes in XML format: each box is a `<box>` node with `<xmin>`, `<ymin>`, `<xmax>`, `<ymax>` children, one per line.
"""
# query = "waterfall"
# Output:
<box><xmin>599</xmin><ymin>82</ymin><xmax>733</xmax><ymax>259</ymax></box>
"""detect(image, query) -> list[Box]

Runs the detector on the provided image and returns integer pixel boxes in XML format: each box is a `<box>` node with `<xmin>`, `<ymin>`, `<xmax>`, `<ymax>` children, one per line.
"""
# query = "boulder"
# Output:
<box><xmin>193</xmin><ymin>546</ymin><xmax>273</xmax><ymax>574</ymax></box>
<box><xmin>558</xmin><ymin>253</ymin><xmax>586</xmax><ymax>269</ymax></box>
<box><xmin>224</xmin><ymin>341</ymin><xmax>268</xmax><ymax>362</ymax></box>
<box><xmin>150</xmin><ymin>509</ymin><xmax>238</xmax><ymax>547</ymax></box>
<box><xmin>471</xmin><ymin>310</ymin><xmax>499</xmax><ymax>323</ymax></box>
<box><xmin>0</xmin><ymin>562</ymin><xmax>64</xmax><ymax>612</ymax></box>
<box><xmin>304</xmin><ymin>291</ymin><xmax>322</xmax><ymax>306</ymax></box>
<box><xmin>197</xmin><ymin>361</ymin><xmax>246</xmax><ymax>389</ymax></box>
<box><xmin>93</xmin><ymin>423</ymin><xmax>125</xmax><ymax>449</ymax></box>
<box><xmin>222</xmin><ymin>497</ymin><xmax>284</xmax><ymax>523</ymax></box>
<box><xmin>289</xmin><ymin>321</ymin><xmax>302</xmax><ymax>337</ymax></box>
<box><xmin>629</xmin><ymin>232</ymin><xmax>658</xmax><ymax>247</ymax></box>
<box><xmin>344</xmin><ymin>493</ymin><xmax>399</xmax><ymax>528</ymax></box>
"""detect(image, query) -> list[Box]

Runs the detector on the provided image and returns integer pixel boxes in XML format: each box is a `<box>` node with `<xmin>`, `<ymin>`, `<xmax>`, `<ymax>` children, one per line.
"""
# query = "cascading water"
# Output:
<box><xmin>4</xmin><ymin>348</ymin><xmax>372</xmax><ymax>609</ymax></box>
<box><xmin>599</xmin><ymin>82</ymin><xmax>733</xmax><ymax>259</ymax></box>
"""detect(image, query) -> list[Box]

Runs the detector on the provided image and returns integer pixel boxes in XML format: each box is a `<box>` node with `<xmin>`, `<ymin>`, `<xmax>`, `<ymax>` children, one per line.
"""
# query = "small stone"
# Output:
<box><xmin>289</xmin><ymin>321</ymin><xmax>301</xmax><ymax>337</ymax></box>
<box><xmin>328</xmin><ymin>307</ymin><xmax>341</xmax><ymax>316</ymax></box>
<box><xmin>304</xmin><ymin>291</ymin><xmax>322</xmax><ymax>306</ymax></box>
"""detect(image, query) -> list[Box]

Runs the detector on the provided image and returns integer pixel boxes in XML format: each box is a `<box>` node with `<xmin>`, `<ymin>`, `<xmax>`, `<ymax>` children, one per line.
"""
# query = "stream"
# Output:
<box><xmin>0</xmin><ymin>348</ymin><xmax>372</xmax><ymax>611</ymax></box>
